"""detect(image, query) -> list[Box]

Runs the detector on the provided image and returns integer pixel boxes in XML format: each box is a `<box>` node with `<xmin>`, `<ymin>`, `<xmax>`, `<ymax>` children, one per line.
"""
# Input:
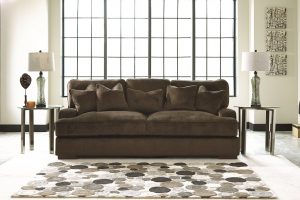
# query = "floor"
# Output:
<box><xmin>0</xmin><ymin>131</ymin><xmax>300</xmax><ymax>200</ymax></box>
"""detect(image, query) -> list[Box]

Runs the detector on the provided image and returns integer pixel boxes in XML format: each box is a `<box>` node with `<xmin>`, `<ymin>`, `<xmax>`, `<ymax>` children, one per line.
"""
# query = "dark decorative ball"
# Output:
<box><xmin>20</xmin><ymin>73</ymin><xmax>31</xmax><ymax>89</ymax></box>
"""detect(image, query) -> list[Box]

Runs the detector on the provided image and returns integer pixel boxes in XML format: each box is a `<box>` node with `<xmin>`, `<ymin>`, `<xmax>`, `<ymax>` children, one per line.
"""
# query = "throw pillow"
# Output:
<box><xmin>165</xmin><ymin>85</ymin><xmax>197</xmax><ymax>110</ymax></box>
<box><xmin>127</xmin><ymin>88</ymin><xmax>163</xmax><ymax>114</ymax></box>
<box><xmin>86</xmin><ymin>83</ymin><xmax>96</xmax><ymax>91</ymax></box>
<box><xmin>96</xmin><ymin>83</ymin><xmax>128</xmax><ymax>111</ymax></box>
<box><xmin>195</xmin><ymin>85</ymin><xmax>226</xmax><ymax>115</ymax></box>
<box><xmin>70</xmin><ymin>89</ymin><xmax>97</xmax><ymax>115</ymax></box>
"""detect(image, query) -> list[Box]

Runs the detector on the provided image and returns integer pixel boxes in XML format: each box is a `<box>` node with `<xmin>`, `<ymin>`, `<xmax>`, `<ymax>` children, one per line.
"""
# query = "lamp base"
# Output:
<box><xmin>36</xmin><ymin>71</ymin><xmax>46</xmax><ymax>108</ymax></box>
<box><xmin>251</xmin><ymin>104</ymin><xmax>261</xmax><ymax>108</ymax></box>
<box><xmin>251</xmin><ymin>71</ymin><xmax>262</xmax><ymax>107</ymax></box>
<box><xmin>36</xmin><ymin>104</ymin><xmax>46</xmax><ymax>108</ymax></box>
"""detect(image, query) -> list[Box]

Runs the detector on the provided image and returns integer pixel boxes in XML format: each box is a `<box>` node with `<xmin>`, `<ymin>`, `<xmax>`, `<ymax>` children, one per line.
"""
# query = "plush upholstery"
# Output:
<box><xmin>96</xmin><ymin>83</ymin><xmax>128</xmax><ymax>111</ymax></box>
<box><xmin>171</xmin><ymin>79</ymin><xmax>229</xmax><ymax>109</ymax></box>
<box><xmin>147</xmin><ymin>111</ymin><xmax>237</xmax><ymax>137</ymax></box>
<box><xmin>126</xmin><ymin>79</ymin><xmax>170</xmax><ymax>100</ymax></box>
<box><xmin>67</xmin><ymin>79</ymin><xmax>126</xmax><ymax>108</ymax></box>
<box><xmin>127</xmin><ymin>88</ymin><xmax>163</xmax><ymax>114</ymax></box>
<box><xmin>58</xmin><ymin>108</ymin><xmax>78</xmax><ymax>119</ymax></box>
<box><xmin>70</xmin><ymin>89</ymin><xmax>97</xmax><ymax>115</ymax></box>
<box><xmin>219</xmin><ymin>108</ymin><xmax>237</xmax><ymax>119</ymax></box>
<box><xmin>57</xmin><ymin>78</ymin><xmax>239</xmax><ymax>159</ymax></box>
<box><xmin>164</xmin><ymin>85</ymin><xmax>197</xmax><ymax>110</ymax></box>
<box><xmin>195</xmin><ymin>85</ymin><xmax>226</xmax><ymax>115</ymax></box>
<box><xmin>56</xmin><ymin>111</ymin><xmax>146</xmax><ymax>137</ymax></box>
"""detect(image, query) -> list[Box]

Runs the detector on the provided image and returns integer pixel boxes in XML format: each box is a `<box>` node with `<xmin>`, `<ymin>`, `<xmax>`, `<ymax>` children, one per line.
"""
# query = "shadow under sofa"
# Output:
<box><xmin>55</xmin><ymin>79</ymin><xmax>239</xmax><ymax>159</ymax></box>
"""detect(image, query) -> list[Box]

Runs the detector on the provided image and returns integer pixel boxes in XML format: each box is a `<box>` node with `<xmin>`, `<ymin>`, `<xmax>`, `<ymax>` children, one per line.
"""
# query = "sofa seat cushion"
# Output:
<box><xmin>56</xmin><ymin>111</ymin><xmax>146</xmax><ymax>137</ymax></box>
<box><xmin>147</xmin><ymin>111</ymin><xmax>237</xmax><ymax>137</ymax></box>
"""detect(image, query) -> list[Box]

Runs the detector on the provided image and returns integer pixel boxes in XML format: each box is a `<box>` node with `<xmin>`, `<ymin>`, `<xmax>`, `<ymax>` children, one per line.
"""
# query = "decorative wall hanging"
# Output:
<box><xmin>265</xmin><ymin>7</ymin><xmax>287</xmax><ymax>76</ymax></box>
<box><xmin>266</xmin><ymin>54</ymin><xmax>287</xmax><ymax>76</ymax></box>
<box><xmin>266</xmin><ymin>7</ymin><xmax>287</xmax><ymax>29</ymax></box>
<box><xmin>266</xmin><ymin>30</ymin><xmax>287</xmax><ymax>52</ymax></box>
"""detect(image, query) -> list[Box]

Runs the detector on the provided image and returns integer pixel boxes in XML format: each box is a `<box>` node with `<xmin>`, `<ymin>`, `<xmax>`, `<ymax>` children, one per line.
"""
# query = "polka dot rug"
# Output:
<box><xmin>12</xmin><ymin>161</ymin><xmax>276</xmax><ymax>198</ymax></box>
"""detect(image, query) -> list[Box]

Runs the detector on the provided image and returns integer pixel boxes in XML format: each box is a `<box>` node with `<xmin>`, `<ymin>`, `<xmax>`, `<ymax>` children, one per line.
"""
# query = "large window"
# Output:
<box><xmin>62</xmin><ymin>0</ymin><xmax>236</xmax><ymax>96</ymax></box>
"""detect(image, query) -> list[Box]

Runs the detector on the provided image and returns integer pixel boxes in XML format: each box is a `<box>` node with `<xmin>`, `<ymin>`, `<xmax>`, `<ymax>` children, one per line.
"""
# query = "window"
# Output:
<box><xmin>62</xmin><ymin>0</ymin><xmax>236</xmax><ymax>96</ymax></box>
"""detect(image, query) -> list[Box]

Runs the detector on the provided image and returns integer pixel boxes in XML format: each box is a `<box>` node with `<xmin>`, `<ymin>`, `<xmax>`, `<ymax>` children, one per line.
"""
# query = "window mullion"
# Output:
<box><xmin>104</xmin><ymin>0</ymin><xmax>107</xmax><ymax>79</ymax></box>
<box><xmin>120</xmin><ymin>0</ymin><xmax>122</xmax><ymax>79</ymax></box>
<box><xmin>176</xmin><ymin>0</ymin><xmax>179</xmax><ymax>80</ymax></box>
<box><xmin>219</xmin><ymin>0</ymin><xmax>222</xmax><ymax>80</ymax></box>
<box><xmin>192</xmin><ymin>0</ymin><xmax>195</xmax><ymax>80</ymax></box>
<box><xmin>163</xmin><ymin>0</ymin><xmax>165</xmax><ymax>78</ymax></box>
<box><xmin>90</xmin><ymin>0</ymin><xmax>93</xmax><ymax>80</ymax></box>
<box><xmin>148</xmin><ymin>0</ymin><xmax>152</xmax><ymax>78</ymax></box>
<box><xmin>205</xmin><ymin>0</ymin><xmax>208</xmax><ymax>80</ymax></box>
<box><xmin>134</xmin><ymin>0</ymin><xmax>136</xmax><ymax>78</ymax></box>
<box><xmin>76</xmin><ymin>0</ymin><xmax>79</xmax><ymax>79</ymax></box>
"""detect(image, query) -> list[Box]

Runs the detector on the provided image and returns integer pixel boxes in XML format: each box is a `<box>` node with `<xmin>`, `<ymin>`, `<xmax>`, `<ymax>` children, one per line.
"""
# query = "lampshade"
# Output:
<box><xmin>241</xmin><ymin>51</ymin><xmax>270</xmax><ymax>72</ymax></box>
<box><xmin>28</xmin><ymin>52</ymin><xmax>54</xmax><ymax>71</ymax></box>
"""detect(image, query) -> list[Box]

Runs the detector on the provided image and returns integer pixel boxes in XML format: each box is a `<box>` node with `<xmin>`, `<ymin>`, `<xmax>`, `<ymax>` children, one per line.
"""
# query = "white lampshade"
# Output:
<box><xmin>241</xmin><ymin>51</ymin><xmax>270</xmax><ymax>71</ymax></box>
<box><xmin>28</xmin><ymin>52</ymin><xmax>54</xmax><ymax>71</ymax></box>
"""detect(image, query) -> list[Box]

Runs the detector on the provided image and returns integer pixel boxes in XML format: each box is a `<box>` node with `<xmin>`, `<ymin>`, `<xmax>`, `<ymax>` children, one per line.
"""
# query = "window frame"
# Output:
<box><xmin>62</xmin><ymin>0</ymin><xmax>237</xmax><ymax>97</ymax></box>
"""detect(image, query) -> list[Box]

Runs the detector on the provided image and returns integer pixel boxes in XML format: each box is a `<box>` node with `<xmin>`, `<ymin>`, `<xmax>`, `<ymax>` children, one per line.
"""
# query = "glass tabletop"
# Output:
<box><xmin>18</xmin><ymin>105</ymin><xmax>63</xmax><ymax>110</ymax></box>
<box><xmin>234</xmin><ymin>106</ymin><xmax>279</xmax><ymax>110</ymax></box>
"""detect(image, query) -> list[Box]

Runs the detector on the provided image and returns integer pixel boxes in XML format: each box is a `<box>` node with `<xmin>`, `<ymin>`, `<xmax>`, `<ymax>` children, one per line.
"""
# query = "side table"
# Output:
<box><xmin>235</xmin><ymin>106</ymin><xmax>279</xmax><ymax>155</ymax></box>
<box><xmin>18</xmin><ymin>105</ymin><xmax>63</xmax><ymax>154</ymax></box>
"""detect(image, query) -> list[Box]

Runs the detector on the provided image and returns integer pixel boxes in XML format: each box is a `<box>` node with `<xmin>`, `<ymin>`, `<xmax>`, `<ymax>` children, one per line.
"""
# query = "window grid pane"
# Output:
<box><xmin>62</xmin><ymin>0</ymin><xmax>236</xmax><ymax>96</ymax></box>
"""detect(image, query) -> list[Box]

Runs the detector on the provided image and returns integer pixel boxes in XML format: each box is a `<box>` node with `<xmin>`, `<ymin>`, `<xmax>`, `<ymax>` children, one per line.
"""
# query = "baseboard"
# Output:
<box><xmin>247</xmin><ymin>122</ymin><xmax>292</xmax><ymax>131</ymax></box>
<box><xmin>0</xmin><ymin>124</ymin><xmax>49</xmax><ymax>132</ymax></box>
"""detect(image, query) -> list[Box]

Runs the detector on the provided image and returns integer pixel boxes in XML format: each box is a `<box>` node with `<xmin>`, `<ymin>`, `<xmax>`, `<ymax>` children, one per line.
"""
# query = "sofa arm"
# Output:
<box><xmin>58</xmin><ymin>108</ymin><xmax>78</xmax><ymax>119</ymax></box>
<box><xmin>219</xmin><ymin>108</ymin><xmax>236</xmax><ymax>119</ymax></box>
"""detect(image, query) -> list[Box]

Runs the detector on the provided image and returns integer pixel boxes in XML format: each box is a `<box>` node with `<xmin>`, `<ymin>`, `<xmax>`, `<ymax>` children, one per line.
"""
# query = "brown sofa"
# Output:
<box><xmin>55</xmin><ymin>79</ymin><xmax>239</xmax><ymax>159</ymax></box>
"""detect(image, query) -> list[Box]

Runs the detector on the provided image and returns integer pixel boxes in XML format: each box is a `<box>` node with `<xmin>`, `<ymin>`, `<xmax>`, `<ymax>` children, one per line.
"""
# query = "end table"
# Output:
<box><xmin>235</xmin><ymin>106</ymin><xmax>279</xmax><ymax>155</ymax></box>
<box><xmin>18</xmin><ymin>105</ymin><xmax>63</xmax><ymax>154</ymax></box>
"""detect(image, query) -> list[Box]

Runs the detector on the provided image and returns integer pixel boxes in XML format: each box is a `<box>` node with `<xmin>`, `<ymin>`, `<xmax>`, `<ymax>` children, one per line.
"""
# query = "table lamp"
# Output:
<box><xmin>242</xmin><ymin>50</ymin><xmax>270</xmax><ymax>107</ymax></box>
<box><xmin>28</xmin><ymin>51</ymin><xmax>54</xmax><ymax>107</ymax></box>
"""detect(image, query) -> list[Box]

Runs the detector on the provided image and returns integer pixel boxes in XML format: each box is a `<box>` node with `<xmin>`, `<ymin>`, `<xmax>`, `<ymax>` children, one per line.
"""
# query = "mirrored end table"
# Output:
<box><xmin>18</xmin><ymin>105</ymin><xmax>63</xmax><ymax>154</ymax></box>
<box><xmin>235</xmin><ymin>106</ymin><xmax>279</xmax><ymax>155</ymax></box>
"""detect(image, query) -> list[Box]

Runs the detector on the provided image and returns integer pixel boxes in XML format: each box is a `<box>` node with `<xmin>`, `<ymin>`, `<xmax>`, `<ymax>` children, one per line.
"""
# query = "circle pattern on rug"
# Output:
<box><xmin>12</xmin><ymin>161</ymin><xmax>275</xmax><ymax>199</ymax></box>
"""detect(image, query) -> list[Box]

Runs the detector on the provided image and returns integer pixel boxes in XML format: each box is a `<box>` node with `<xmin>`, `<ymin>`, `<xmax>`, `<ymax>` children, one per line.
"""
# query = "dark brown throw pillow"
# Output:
<box><xmin>96</xmin><ymin>83</ymin><xmax>128</xmax><ymax>111</ymax></box>
<box><xmin>195</xmin><ymin>85</ymin><xmax>226</xmax><ymax>115</ymax></box>
<box><xmin>127</xmin><ymin>88</ymin><xmax>163</xmax><ymax>114</ymax></box>
<box><xmin>70</xmin><ymin>89</ymin><xmax>97</xmax><ymax>115</ymax></box>
<box><xmin>165</xmin><ymin>85</ymin><xmax>197</xmax><ymax>110</ymax></box>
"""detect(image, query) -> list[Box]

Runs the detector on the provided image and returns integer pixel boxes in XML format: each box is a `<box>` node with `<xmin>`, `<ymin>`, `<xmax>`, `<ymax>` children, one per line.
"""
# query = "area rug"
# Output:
<box><xmin>12</xmin><ymin>161</ymin><xmax>275</xmax><ymax>199</ymax></box>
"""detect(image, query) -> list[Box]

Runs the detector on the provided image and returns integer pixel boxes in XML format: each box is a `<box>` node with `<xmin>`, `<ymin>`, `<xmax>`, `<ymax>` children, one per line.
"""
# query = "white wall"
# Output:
<box><xmin>248</xmin><ymin>0</ymin><xmax>298</xmax><ymax>124</ymax></box>
<box><xmin>0</xmin><ymin>0</ymin><xmax>49</xmax><ymax>124</ymax></box>
<box><xmin>228</xmin><ymin>0</ymin><xmax>250</xmax><ymax>110</ymax></box>
<box><xmin>48</xmin><ymin>0</ymin><xmax>64</xmax><ymax>107</ymax></box>
<box><xmin>298</xmin><ymin>0</ymin><xmax>300</xmax><ymax>123</ymax></box>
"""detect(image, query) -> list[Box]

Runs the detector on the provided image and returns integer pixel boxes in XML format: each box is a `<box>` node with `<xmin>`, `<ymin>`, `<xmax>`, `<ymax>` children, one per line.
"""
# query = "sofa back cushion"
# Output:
<box><xmin>126</xmin><ymin>79</ymin><xmax>170</xmax><ymax>97</ymax></box>
<box><xmin>195</xmin><ymin>85</ymin><xmax>226</xmax><ymax>115</ymax></box>
<box><xmin>127</xmin><ymin>88</ymin><xmax>164</xmax><ymax>114</ymax></box>
<box><xmin>171</xmin><ymin>79</ymin><xmax>229</xmax><ymax>109</ymax></box>
<box><xmin>96</xmin><ymin>83</ymin><xmax>128</xmax><ymax>111</ymax></box>
<box><xmin>70</xmin><ymin>89</ymin><xmax>97</xmax><ymax>115</ymax></box>
<box><xmin>164</xmin><ymin>85</ymin><xmax>197</xmax><ymax>110</ymax></box>
<box><xmin>67</xmin><ymin>79</ymin><xmax>126</xmax><ymax>108</ymax></box>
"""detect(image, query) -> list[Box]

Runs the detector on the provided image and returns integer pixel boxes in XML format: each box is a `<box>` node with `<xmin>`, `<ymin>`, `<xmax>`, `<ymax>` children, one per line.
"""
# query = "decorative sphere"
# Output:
<box><xmin>20</xmin><ymin>73</ymin><xmax>32</xmax><ymax>89</ymax></box>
